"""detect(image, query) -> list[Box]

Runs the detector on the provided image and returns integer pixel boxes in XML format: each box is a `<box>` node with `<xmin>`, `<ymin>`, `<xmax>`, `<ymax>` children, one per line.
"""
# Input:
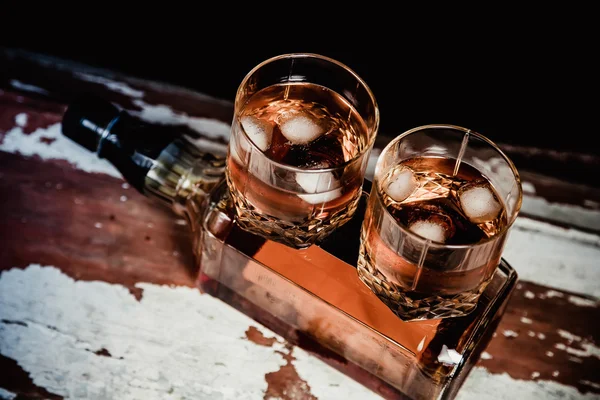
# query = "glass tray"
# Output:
<box><xmin>196</xmin><ymin>183</ymin><xmax>517</xmax><ymax>400</ymax></box>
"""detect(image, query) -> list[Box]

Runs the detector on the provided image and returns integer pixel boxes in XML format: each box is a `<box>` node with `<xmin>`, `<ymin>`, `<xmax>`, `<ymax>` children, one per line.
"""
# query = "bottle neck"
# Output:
<box><xmin>144</xmin><ymin>137</ymin><xmax>226</xmax><ymax>216</ymax></box>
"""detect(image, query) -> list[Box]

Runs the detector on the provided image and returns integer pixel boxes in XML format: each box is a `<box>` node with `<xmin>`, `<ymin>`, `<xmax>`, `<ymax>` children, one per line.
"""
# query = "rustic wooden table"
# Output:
<box><xmin>1</xmin><ymin>48</ymin><xmax>598</xmax><ymax>400</ymax></box>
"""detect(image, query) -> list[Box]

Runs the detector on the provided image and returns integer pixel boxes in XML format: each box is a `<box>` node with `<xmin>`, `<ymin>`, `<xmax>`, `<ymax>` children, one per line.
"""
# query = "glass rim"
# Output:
<box><xmin>374</xmin><ymin>124</ymin><xmax>523</xmax><ymax>250</ymax></box>
<box><xmin>234</xmin><ymin>52</ymin><xmax>380</xmax><ymax>174</ymax></box>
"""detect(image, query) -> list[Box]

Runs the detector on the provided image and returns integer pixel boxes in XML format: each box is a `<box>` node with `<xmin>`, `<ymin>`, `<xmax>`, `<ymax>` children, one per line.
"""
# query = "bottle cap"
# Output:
<box><xmin>61</xmin><ymin>95</ymin><xmax>121</xmax><ymax>153</ymax></box>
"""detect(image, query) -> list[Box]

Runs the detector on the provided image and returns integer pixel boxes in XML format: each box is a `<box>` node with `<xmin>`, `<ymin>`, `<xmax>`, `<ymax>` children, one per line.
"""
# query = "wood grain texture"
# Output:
<box><xmin>1</xmin><ymin>142</ymin><xmax>598</xmax><ymax>398</ymax></box>
<box><xmin>0</xmin><ymin>151</ymin><xmax>196</xmax><ymax>296</ymax></box>
<box><xmin>1</xmin><ymin>48</ymin><xmax>599</xmax><ymax>399</ymax></box>
<box><xmin>481</xmin><ymin>281</ymin><xmax>599</xmax><ymax>394</ymax></box>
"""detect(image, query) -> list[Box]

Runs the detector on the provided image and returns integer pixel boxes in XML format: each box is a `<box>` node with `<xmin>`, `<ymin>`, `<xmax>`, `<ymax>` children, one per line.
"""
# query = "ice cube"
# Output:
<box><xmin>241</xmin><ymin>115</ymin><xmax>273</xmax><ymax>152</ymax></box>
<box><xmin>296</xmin><ymin>171</ymin><xmax>337</xmax><ymax>193</ymax></box>
<box><xmin>296</xmin><ymin>171</ymin><xmax>341</xmax><ymax>204</ymax></box>
<box><xmin>298</xmin><ymin>188</ymin><xmax>342</xmax><ymax>205</ymax></box>
<box><xmin>458</xmin><ymin>182</ymin><xmax>502</xmax><ymax>223</ymax></box>
<box><xmin>409</xmin><ymin>220</ymin><xmax>447</xmax><ymax>243</ymax></box>
<box><xmin>384</xmin><ymin>166</ymin><xmax>418</xmax><ymax>202</ymax></box>
<box><xmin>279</xmin><ymin>113</ymin><xmax>325</xmax><ymax>145</ymax></box>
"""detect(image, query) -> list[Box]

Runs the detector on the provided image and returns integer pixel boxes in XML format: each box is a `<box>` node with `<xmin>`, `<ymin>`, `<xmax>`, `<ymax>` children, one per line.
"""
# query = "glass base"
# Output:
<box><xmin>195</xmin><ymin>182</ymin><xmax>518</xmax><ymax>400</ymax></box>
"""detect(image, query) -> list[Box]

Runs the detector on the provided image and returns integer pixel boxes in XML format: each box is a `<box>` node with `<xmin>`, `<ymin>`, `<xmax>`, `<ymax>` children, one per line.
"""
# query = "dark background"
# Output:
<box><xmin>1</xmin><ymin>14</ymin><xmax>596</xmax><ymax>156</ymax></box>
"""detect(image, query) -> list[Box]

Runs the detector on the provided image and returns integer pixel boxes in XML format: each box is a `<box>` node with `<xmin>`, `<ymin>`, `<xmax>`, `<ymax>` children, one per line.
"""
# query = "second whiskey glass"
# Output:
<box><xmin>358</xmin><ymin>125</ymin><xmax>522</xmax><ymax>321</ymax></box>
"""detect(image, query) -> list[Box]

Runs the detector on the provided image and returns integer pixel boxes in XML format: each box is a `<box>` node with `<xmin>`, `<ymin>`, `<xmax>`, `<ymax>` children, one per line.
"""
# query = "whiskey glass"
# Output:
<box><xmin>226</xmin><ymin>53</ymin><xmax>379</xmax><ymax>249</ymax></box>
<box><xmin>358</xmin><ymin>125</ymin><xmax>522</xmax><ymax>321</ymax></box>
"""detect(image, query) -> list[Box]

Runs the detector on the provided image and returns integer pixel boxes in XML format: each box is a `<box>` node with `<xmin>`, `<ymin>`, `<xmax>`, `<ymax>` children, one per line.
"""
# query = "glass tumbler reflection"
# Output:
<box><xmin>226</xmin><ymin>53</ymin><xmax>379</xmax><ymax>249</ymax></box>
<box><xmin>358</xmin><ymin>125</ymin><xmax>522</xmax><ymax>321</ymax></box>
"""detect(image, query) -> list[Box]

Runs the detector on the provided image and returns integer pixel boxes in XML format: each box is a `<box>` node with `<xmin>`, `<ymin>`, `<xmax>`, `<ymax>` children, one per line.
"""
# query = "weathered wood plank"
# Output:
<box><xmin>1</xmin><ymin>149</ymin><xmax>598</xmax><ymax>398</ymax></box>
<box><xmin>1</xmin><ymin>51</ymin><xmax>599</xmax><ymax>399</ymax></box>
<box><xmin>481</xmin><ymin>281</ymin><xmax>599</xmax><ymax>394</ymax></box>
<box><xmin>0</xmin><ymin>151</ymin><xmax>195</xmax><ymax>295</ymax></box>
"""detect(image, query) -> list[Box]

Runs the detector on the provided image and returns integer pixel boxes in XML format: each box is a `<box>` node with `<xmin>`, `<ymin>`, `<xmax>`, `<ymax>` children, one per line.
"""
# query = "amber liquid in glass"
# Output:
<box><xmin>358</xmin><ymin>157</ymin><xmax>508</xmax><ymax>320</ymax></box>
<box><xmin>226</xmin><ymin>82</ymin><xmax>369</xmax><ymax>248</ymax></box>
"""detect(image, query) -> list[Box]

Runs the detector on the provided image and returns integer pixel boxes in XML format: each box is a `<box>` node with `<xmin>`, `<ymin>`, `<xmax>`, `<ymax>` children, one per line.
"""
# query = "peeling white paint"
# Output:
<box><xmin>75</xmin><ymin>73</ymin><xmax>145</xmax><ymax>98</ymax></box>
<box><xmin>524</xmin><ymin>291</ymin><xmax>536</xmax><ymax>299</ymax></box>
<box><xmin>7</xmin><ymin>74</ymin><xmax>230</xmax><ymax>174</ymax></box>
<box><xmin>558</xmin><ymin>329</ymin><xmax>582</xmax><ymax>343</ymax></box>
<box><xmin>521</xmin><ymin>317</ymin><xmax>533</xmax><ymax>324</ymax></box>
<box><xmin>457</xmin><ymin>368</ymin><xmax>599</xmax><ymax>400</ymax></box>
<box><xmin>0</xmin><ymin>121</ymin><xmax>122</xmax><ymax>178</ymax></box>
<box><xmin>1</xmin><ymin>265</ymin><xmax>594</xmax><ymax>400</ymax></box>
<box><xmin>0</xmin><ymin>388</ymin><xmax>16</xmax><ymax>400</ymax></box>
<box><xmin>0</xmin><ymin>265</ymin><xmax>380</xmax><ymax>400</ymax></box>
<box><xmin>584</xmin><ymin>199</ymin><xmax>600</xmax><ymax>209</ymax></box>
<box><xmin>131</xmin><ymin>100</ymin><xmax>231</xmax><ymax>141</ymax></box>
<box><xmin>503</xmin><ymin>330</ymin><xmax>519</xmax><ymax>338</ymax></box>
<box><xmin>9</xmin><ymin>79</ymin><xmax>50</xmax><ymax>95</ymax></box>
<box><xmin>469</xmin><ymin>156</ymin><xmax>600</xmax><ymax>232</ymax></box>
<box><xmin>554</xmin><ymin>342</ymin><xmax>600</xmax><ymax>360</ymax></box>
<box><xmin>580</xmin><ymin>380</ymin><xmax>600</xmax><ymax>390</ymax></box>
<box><xmin>513</xmin><ymin>217</ymin><xmax>600</xmax><ymax>247</ymax></box>
<box><xmin>544</xmin><ymin>290</ymin><xmax>565</xmax><ymax>299</ymax></box>
<box><xmin>3</xmin><ymin>67</ymin><xmax>600</xmax><ymax>399</ymax></box>
<box><xmin>521</xmin><ymin>181</ymin><xmax>536</xmax><ymax>194</ymax></box>
<box><xmin>546</xmin><ymin>351</ymin><xmax>554</xmax><ymax>357</ymax></box>
<box><xmin>1</xmin><ymin>110</ymin><xmax>229</xmax><ymax>180</ymax></box>
<box><xmin>568</xmin><ymin>295</ymin><xmax>598</xmax><ymax>307</ymax></box>
<box><xmin>14</xmin><ymin>113</ymin><xmax>28</xmax><ymax>127</ymax></box>
<box><xmin>4</xmin><ymin>50</ymin><xmax>230</xmax><ymax>107</ymax></box>
<box><xmin>292</xmin><ymin>348</ymin><xmax>384</xmax><ymax>400</ymax></box>
<box><xmin>504</xmin><ymin>217</ymin><xmax>600</xmax><ymax>298</ymax></box>
<box><xmin>4</xmin><ymin>92</ymin><xmax>600</xmax><ymax>302</ymax></box>
<box><xmin>481</xmin><ymin>352</ymin><xmax>493</xmax><ymax>360</ymax></box>
<box><xmin>520</xmin><ymin>194</ymin><xmax>600</xmax><ymax>233</ymax></box>
<box><xmin>531</xmin><ymin>372</ymin><xmax>540</xmax><ymax>379</ymax></box>
<box><xmin>187</xmin><ymin>137</ymin><xmax>228</xmax><ymax>156</ymax></box>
